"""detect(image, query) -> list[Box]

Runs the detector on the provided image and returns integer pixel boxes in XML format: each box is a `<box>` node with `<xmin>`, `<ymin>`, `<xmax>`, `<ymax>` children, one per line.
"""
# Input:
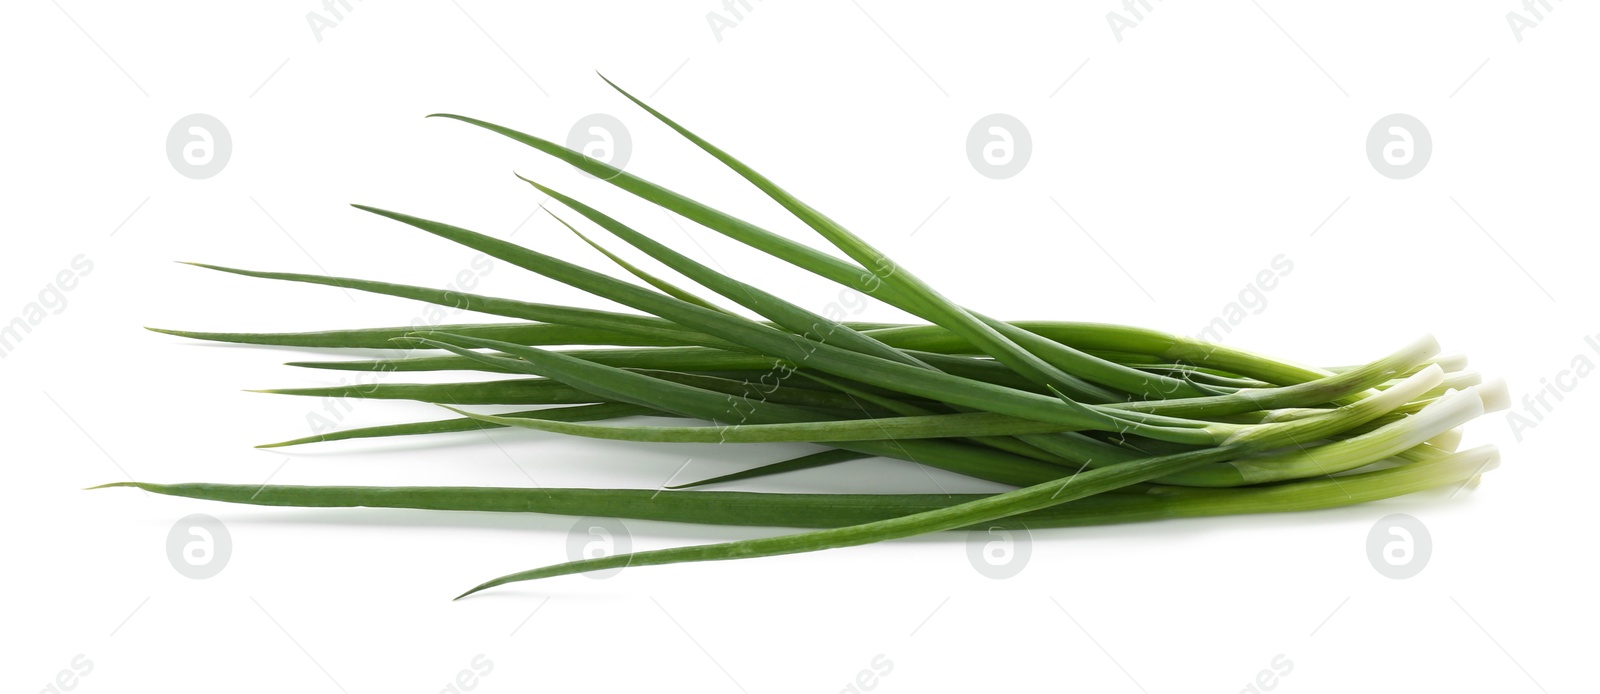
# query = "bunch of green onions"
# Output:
<box><xmin>102</xmin><ymin>77</ymin><xmax>1508</xmax><ymax>598</ymax></box>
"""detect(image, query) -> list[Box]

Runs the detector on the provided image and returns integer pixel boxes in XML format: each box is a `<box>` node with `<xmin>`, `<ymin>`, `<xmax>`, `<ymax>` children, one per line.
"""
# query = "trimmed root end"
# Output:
<box><xmin>1476</xmin><ymin>378</ymin><xmax>1512</xmax><ymax>413</ymax></box>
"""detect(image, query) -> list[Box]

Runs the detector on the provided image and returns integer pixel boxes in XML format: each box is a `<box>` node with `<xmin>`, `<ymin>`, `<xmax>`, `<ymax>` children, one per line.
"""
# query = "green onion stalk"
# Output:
<box><xmin>102</xmin><ymin>76</ymin><xmax>1509</xmax><ymax>597</ymax></box>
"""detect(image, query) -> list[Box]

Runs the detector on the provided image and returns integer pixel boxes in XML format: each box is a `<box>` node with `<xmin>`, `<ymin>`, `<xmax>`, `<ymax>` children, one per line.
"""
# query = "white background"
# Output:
<box><xmin>3</xmin><ymin>1</ymin><xmax>1595</xmax><ymax>692</ymax></box>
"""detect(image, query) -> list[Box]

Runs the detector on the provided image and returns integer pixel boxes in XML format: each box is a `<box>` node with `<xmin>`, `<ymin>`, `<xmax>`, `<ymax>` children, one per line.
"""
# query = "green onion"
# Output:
<box><xmin>105</xmin><ymin>76</ymin><xmax>1508</xmax><ymax>598</ymax></box>
<box><xmin>91</xmin><ymin>445</ymin><xmax>1497</xmax><ymax>529</ymax></box>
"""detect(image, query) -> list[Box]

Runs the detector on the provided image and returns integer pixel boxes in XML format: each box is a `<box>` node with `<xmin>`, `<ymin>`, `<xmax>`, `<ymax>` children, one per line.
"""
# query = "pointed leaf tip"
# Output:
<box><xmin>453</xmin><ymin>578</ymin><xmax>502</xmax><ymax>600</ymax></box>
